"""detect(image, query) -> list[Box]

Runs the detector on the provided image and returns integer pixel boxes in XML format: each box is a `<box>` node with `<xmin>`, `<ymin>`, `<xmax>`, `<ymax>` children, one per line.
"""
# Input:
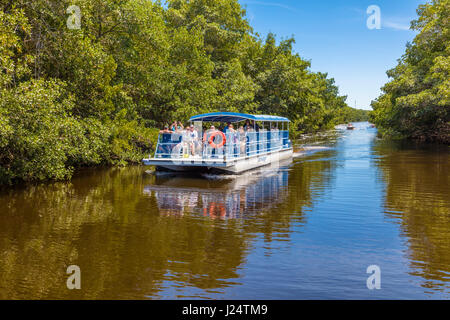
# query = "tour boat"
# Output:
<box><xmin>142</xmin><ymin>112</ymin><xmax>293</xmax><ymax>174</ymax></box>
<box><xmin>347</xmin><ymin>123</ymin><xmax>355</xmax><ymax>130</ymax></box>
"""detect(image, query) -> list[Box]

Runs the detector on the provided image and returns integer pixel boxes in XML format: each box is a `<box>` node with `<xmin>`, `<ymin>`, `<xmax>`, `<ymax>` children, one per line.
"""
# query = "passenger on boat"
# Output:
<box><xmin>159</xmin><ymin>125</ymin><xmax>171</xmax><ymax>134</ymax></box>
<box><xmin>243</xmin><ymin>120</ymin><xmax>251</xmax><ymax>131</ymax></box>
<box><xmin>186</xmin><ymin>125</ymin><xmax>199</xmax><ymax>156</ymax></box>
<box><xmin>238</xmin><ymin>126</ymin><xmax>246</xmax><ymax>155</ymax></box>
<box><xmin>157</xmin><ymin>125</ymin><xmax>174</xmax><ymax>158</ymax></box>
<box><xmin>244</xmin><ymin>120</ymin><xmax>259</xmax><ymax>132</ymax></box>
<box><xmin>224</xmin><ymin>122</ymin><xmax>237</xmax><ymax>134</ymax></box>
<box><xmin>203</xmin><ymin>125</ymin><xmax>216</xmax><ymax>141</ymax></box>
<box><xmin>203</xmin><ymin>125</ymin><xmax>222</xmax><ymax>158</ymax></box>
<box><xmin>225</xmin><ymin>123</ymin><xmax>235</xmax><ymax>133</ymax></box>
<box><xmin>224</xmin><ymin>124</ymin><xmax>238</xmax><ymax>157</ymax></box>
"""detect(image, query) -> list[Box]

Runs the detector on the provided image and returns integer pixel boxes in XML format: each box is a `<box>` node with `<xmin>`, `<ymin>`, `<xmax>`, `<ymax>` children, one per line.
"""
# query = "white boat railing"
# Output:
<box><xmin>153</xmin><ymin>130</ymin><xmax>291</xmax><ymax>161</ymax></box>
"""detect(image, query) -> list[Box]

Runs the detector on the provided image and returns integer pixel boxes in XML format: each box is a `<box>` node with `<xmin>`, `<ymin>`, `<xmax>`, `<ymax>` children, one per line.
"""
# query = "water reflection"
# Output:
<box><xmin>144</xmin><ymin>168</ymin><xmax>290</xmax><ymax>218</ymax></box>
<box><xmin>4</xmin><ymin>125</ymin><xmax>448</xmax><ymax>299</ymax></box>
<box><xmin>0</xmin><ymin>148</ymin><xmax>335</xmax><ymax>299</ymax></box>
<box><xmin>374</xmin><ymin>140</ymin><xmax>450</xmax><ymax>292</ymax></box>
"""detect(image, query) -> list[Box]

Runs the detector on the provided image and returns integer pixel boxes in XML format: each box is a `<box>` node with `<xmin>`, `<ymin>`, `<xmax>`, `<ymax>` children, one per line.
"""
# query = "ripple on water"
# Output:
<box><xmin>0</xmin><ymin>123</ymin><xmax>449</xmax><ymax>299</ymax></box>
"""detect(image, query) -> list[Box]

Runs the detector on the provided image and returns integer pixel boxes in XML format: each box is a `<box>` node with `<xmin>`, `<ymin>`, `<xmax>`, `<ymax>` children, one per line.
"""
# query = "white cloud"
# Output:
<box><xmin>383</xmin><ymin>20</ymin><xmax>411</xmax><ymax>31</ymax></box>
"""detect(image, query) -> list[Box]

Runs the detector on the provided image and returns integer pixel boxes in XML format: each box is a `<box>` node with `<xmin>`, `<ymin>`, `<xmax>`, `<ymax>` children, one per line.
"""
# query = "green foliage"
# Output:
<box><xmin>0</xmin><ymin>78</ymin><xmax>155</xmax><ymax>184</ymax></box>
<box><xmin>0</xmin><ymin>8</ymin><xmax>33</xmax><ymax>88</ymax></box>
<box><xmin>0</xmin><ymin>79</ymin><xmax>85</xmax><ymax>183</ymax></box>
<box><xmin>336</xmin><ymin>106</ymin><xmax>371</xmax><ymax>124</ymax></box>
<box><xmin>371</xmin><ymin>0</ymin><xmax>450</xmax><ymax>144</ymax></box>
<box><xmin>0</xmin><ymin>0</ymin><xmax>351</xmax><ymax>184</ymax></box>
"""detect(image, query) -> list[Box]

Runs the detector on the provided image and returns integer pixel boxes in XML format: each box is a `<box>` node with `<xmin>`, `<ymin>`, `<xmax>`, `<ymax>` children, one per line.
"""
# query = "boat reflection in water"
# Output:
<box><xmin>143</xmin><ymin>162</ymin><xmax>290</xmax><ymax>219</ymax></box>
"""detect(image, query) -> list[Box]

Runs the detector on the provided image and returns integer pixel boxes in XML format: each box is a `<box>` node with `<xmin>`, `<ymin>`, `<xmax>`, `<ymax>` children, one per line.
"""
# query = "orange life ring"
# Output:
<box><xmin>208</xmin><ymin>131</ymin><xmax>226</xmax><ymax>148</ymax></box>
<box><xmin>209</xmin><ymin>202</ymin><xmax>226</xmax><ymax>218</ymax></box>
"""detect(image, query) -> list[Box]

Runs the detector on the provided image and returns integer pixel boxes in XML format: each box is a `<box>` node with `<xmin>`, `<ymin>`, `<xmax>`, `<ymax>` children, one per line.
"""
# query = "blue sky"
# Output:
<box><xmin>239</xmin><ymin>0</ymin><xmax>424</xmax><ymax>110</ymax></box>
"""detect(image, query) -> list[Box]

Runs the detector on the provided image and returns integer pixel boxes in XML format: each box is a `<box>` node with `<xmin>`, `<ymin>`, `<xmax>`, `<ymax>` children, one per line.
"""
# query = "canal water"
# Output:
<box><xmin>0</xmin><ymin>122</ymin><xmax>449</xmax><ymax>299</ymax></box>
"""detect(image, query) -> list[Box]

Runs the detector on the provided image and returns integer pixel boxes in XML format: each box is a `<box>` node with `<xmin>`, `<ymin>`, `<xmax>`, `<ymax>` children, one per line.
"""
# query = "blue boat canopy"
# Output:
<box><xmin>189</xmin><ymin>112</ymin><xmax>290</xmax><ymax>123</ymax></box>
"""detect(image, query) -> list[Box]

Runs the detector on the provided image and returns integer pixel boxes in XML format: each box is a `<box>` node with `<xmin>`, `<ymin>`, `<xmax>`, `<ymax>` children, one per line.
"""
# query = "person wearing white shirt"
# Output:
<box><xmin>186</xmin><ymin>125</ymin><xmax>199</xmax><ymax>156</ymax></box>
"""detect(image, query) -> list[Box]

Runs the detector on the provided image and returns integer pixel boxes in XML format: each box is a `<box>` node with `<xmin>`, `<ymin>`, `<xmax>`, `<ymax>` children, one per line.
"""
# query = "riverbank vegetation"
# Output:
<box><xmin>1</xmin><ymin>0</ymin><xmax>362</xmax><ymax>184</ymax></box>
<box><xmin>337</xmin><ymin>107</ymin><xmax>370</xmax><ymax>124</ymax></box>
<box><xmin>370</xmin><ymin>0</ymin><xmax>449</xmax><ymax>144</ymax></box>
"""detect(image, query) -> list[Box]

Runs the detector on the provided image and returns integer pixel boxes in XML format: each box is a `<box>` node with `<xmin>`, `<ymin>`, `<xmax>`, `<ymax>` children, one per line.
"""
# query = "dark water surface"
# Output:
<box><xmin>0</xmin><ymin>122</ymin><xmax>449</xmax><ymax>299</ymax></box>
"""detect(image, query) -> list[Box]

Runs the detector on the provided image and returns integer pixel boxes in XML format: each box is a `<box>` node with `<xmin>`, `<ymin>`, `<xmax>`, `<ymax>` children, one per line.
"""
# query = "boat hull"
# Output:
<box><xmin>143</xmin><ymin>148</ymin><xmax>293</xmax><ymax>174</ymax></box>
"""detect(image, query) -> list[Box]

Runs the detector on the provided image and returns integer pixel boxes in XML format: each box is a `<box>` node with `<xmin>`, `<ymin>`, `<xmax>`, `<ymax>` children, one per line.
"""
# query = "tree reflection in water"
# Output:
<box><xmin>374</xmin><ymin>140</ymin><xmax>450</xmax><ymax>292</ymax></box>
<box><xmin>0</xmin><ymin>153</ymin><xmax>335</xmax><ymax>299</ymax></box>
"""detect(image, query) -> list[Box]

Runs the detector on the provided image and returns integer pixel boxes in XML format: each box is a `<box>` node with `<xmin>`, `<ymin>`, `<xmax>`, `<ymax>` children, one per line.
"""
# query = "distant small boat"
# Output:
<box><xmin>369</xmin><ymin>124</ymin><xmax>376</xmax><ymax>128</ymax></box>
<box><xmin>346</xmin><ymin>124</ymin><xmax>355</xmax><ymax>130</ymax></box>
